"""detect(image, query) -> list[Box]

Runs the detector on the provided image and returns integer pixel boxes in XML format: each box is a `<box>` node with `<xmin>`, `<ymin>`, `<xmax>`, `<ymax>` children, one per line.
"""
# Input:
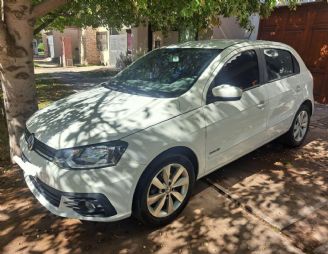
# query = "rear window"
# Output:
<box><xmin>264</xmin><ymin>48</ymin><xmax>298</xmax><ymax>82</ymax></box>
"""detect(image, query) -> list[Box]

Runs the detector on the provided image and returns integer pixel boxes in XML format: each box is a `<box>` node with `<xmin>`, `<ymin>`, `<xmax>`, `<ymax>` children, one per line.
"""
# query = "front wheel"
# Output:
<box><xmin>283</xmin><ymin>105</ymin><xmax>311</xmax><ymax>147</ymax></box>
<box><xmin>133</xmin><ymin>154</ymin><xmax>195</xmax><ymax>227</ymax></box>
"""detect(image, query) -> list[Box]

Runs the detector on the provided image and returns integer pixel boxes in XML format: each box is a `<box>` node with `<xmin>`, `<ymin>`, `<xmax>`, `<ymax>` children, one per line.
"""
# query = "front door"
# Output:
<box><xmin>203</xmin><ymin>49</ymin><xmax>268</xmax><ymax>172</ymax></box>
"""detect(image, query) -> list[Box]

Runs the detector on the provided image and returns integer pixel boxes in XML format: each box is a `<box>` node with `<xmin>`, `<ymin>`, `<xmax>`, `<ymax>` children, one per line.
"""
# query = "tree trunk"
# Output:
<box><xmin>0</xmin><ymin>0</ymin><xmax>38</xmax><ymax>161</ymax></box>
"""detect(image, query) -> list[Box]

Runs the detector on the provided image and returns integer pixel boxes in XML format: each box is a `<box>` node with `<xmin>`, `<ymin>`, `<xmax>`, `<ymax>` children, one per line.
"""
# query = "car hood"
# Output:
<box><xmin>26</xmin><ymin>87</ymin><xmax>181</xmax><ymax>149</ymax></box>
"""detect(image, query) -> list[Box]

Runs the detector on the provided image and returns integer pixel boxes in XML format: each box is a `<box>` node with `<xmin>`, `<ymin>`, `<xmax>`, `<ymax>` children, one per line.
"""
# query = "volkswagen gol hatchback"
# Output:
<box><xmin>15</xmin><ymin>40</ymin><xmax>314</xmax><ymax>226</ymax></box>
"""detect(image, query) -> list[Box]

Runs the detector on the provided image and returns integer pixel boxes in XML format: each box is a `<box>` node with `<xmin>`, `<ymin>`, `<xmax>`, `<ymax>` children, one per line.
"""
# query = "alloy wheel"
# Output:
<box><xmin>147</xmin><ymin>163</ymin><xmax>189</xmax><ymax>218</ymax></box>
<box><xmin>293</xmin><ymin>110</ymin><xmax>308</xmax><ymax>142</ymax></box>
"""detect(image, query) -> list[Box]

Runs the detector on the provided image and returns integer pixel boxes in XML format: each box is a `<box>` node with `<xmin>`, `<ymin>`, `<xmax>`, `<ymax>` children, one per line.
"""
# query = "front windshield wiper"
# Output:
<box><xmin>101</xmin><ymin>80</ymin><xmax>173</xmax><ymax>98</ymax></box>
<box><xmin>102</xmin><ymin>80</ymin><xmax>131</xmax><ymax>93</ymax></box>
<box><xmin>102</xmin><ymin>80</ymin><xmax>119</xmax><ymax>90</ymax></box>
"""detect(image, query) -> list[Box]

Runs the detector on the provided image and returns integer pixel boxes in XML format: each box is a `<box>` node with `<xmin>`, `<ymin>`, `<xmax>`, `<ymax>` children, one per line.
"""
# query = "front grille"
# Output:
<box><xmin>24</xmin><ymin>128</ymin><xmax>56</xmax><ymax>161</ymax></box>
<box><xmin>29</xmin><ymin>176</ymin><xmax>62</xmax><ymax>207</ymax></box>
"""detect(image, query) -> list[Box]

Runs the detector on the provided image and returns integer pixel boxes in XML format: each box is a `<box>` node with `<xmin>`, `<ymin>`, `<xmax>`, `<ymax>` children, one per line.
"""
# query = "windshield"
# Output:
<box><xmin>104</xmin><ymin>48</ymin><xmax>221</xmax><ymax>98</ymax></box>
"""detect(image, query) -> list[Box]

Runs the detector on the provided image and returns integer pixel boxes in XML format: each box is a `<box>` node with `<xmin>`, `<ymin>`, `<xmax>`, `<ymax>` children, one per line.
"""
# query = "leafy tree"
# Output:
<box><xmin>137</xmin><ymin>0</ymin><xmax>299</xmax><ymax>42</ymax></box>
<box><xmin>0</xmin><ymin>0</ymin><xmax>299</xmax><ymax>161</ymax></box>
<box><xmin>0</xmin><ymin>0</ymin><xmax>140</xmax><ymax>161</ymax></box>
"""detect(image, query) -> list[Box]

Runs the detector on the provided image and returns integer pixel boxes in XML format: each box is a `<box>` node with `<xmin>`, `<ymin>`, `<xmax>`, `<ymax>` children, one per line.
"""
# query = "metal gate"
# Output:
<box><xmin>109</xmin><ymin>34</ymin><xmax>127</xmax><ymax>67</ymax></box>
<box><xmin>258</xmin><ymin>2</ymin><xmax>328</xmax><ymax>103</ymax></box>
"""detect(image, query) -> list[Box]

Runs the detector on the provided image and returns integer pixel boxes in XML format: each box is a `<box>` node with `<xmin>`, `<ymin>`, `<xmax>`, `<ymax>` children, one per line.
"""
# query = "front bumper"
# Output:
<box><xmin>14</xmin><ymin>155</ymin><xmax>142</xmax><ymax>222</ymax></box>
<box><xmin>28</xmin><ymin>175</ymin><xmax>117</xmax><ymax>218</ymax></box>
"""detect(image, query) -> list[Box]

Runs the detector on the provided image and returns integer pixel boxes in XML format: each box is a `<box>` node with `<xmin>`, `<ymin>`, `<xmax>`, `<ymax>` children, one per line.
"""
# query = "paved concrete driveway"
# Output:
<box><xmin>1</xmin><ymin>67</ymin><xmax>327</xmax><ymax>254</ymax></box>
<box><xmin>206</xmin><ymin>104</ymin><xmax>328</xmax><ymax>253</ymax></box>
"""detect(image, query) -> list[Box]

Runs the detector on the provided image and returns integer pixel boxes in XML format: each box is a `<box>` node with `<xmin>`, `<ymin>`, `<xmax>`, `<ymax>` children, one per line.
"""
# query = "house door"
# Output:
<box><xmin>258</xmin><ymin>2</ymin><xmax>328</xmax><ymax>103</ymax></box>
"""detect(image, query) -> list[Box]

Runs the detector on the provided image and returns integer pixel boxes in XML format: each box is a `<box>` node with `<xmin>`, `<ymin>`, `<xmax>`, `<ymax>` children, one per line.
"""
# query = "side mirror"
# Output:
<box><xmin>212</xmin><ymin>84</ymin><xmax>243</xmax><ymax>101</ymax></box>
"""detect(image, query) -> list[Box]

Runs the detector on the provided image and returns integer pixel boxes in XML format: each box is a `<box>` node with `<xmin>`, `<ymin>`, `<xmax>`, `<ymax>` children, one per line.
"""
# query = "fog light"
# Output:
<box><xmin>61</xmin><ymin>193</ymin><xmax>117</xmax><ymax>217</ymax></box>
<box><xmin>81</xmin><ymin>200</ymin><xmax>97</xmax><ymax>212</ymax></box>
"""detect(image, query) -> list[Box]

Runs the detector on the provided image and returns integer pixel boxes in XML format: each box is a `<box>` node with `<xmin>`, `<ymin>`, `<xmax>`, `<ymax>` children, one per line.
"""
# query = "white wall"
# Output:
<box><xmin>212</xmin><ymin>15</ymin><xmax>260</xmax><ymax>41</ymax></box>
<box><xmin>97</xmin><ymin>27</ymin><xmax>110</xmax><ymax>66</ymax></box>
<box><xmin>151</xmin><ymin>14</ymin><xmax>260</xmax><ymax>49</ymax></box>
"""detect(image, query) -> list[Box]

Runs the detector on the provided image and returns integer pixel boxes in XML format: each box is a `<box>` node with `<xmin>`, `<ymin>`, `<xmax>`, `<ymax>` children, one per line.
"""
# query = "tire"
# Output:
<box><xmin>133</xmin><ymin>153</ymin><xmax>195</xmax><ymax>227</ymax></box>
<box><xmin>282</xmin><ymin>104</ymin><xmax>311</xmax><ymax>147</ymax></box>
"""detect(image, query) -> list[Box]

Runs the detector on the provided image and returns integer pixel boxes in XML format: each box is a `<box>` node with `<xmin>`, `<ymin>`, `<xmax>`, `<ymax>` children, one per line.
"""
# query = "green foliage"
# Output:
<box><xmin>38</xmin><ymin>42</ymin><xmax>44</xmax><ymax>52</ymax></box>
<box><xmin>33</xmin><ymin>0</ymin><xmax>141</xmax><ymax>33</ymax></box>
<box><xmin>137</xmin><ymin>0</ymin><xmax>301</xmax><ymax>35</ymax></box>
<box><xmin>32</xmin><ymin>0</ymin><xmax>301</xmax><ymax>41</ymax></box>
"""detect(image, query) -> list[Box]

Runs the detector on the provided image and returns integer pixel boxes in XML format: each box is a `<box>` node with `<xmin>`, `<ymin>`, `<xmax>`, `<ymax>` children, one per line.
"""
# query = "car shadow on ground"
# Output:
<box><xmin>0</xmin><ymin>170</ymin><xmax>298</xmax><ymax>254</ymax></box>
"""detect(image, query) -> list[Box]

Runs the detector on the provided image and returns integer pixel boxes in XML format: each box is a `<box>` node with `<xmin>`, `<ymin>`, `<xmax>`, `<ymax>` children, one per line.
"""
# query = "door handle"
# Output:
<box><xmin>257</xmin><ymin>101</ymin><xmax>265</xmax><ymax>109</ymax></box>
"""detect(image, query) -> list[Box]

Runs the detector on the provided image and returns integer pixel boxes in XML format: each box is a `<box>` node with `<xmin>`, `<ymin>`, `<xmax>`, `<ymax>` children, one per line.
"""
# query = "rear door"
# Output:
<box><xmin>260</xmin><ymin>47</ymin><xmax>302</xmax><ymax>139</ymax></box>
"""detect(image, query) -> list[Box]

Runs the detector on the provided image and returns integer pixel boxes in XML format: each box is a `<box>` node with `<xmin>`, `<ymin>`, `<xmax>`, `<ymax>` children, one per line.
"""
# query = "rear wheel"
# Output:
<box><xmin>283</xmin><ymin>105</ymin><xmax>310</xmax><ymax>147</ymax></box>
<box><xmin>133</xmin><ymin>154</ymin><xmax>195</xmax><ymax>227</ymax></box>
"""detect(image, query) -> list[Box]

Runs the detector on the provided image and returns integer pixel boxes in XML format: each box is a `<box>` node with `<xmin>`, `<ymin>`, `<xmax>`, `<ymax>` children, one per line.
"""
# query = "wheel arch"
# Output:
<box><xmin>132</xmin><ymin>146</ymin><xmax>199</xmax><ymax>212</ymax></box>
<box><xmin>139</xmin><ymin>146</ymin><xmax>199</xmax><ymax>183</ymax></box>
<box><xmin>301</xmin><ymin>99</ymin><xmax>313</xmax><ymax>116</ymax></box>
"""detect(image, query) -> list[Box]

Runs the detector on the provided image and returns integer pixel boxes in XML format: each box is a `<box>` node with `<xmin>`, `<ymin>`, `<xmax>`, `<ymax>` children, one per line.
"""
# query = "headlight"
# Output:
<box><xmin>54</xmin><ymin>141</ymin><xmax>128</xmax><ymax>169</ymax></box>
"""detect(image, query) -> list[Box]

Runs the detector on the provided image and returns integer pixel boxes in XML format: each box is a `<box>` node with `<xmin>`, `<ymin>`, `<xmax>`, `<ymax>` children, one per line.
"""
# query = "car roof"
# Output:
<box><xmin>166</xmin><ymin>39</ymin><xmax>289</xmax><ymax>50</ymax></box>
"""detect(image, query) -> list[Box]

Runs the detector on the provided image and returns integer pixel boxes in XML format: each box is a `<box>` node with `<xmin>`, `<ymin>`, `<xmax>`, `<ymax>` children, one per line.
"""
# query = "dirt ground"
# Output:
<box><xmin>0</xmin><ymin>104</ymin><xmax>327</xmax><ymax>254</ymax></box>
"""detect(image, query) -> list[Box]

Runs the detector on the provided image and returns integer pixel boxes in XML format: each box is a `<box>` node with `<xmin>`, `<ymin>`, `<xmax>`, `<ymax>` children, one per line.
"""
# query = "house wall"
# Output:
<box><xmin>132</xmin><ymin>25</ymin><xmax>148</xmax><ymax>57</ymax></box>
<box><xmin>98</xmin><ymin>27</ymin><xmax>110</xmax><ymax>66</ymax></box>
<box><xmin>153</xmin><ymin>31</ymin><xmax>179</xmax><ymax>48</ymax></box>
<box><xmin>80</xmin><ymin>27</ymin><xmax>111</xmax><ymax>66</ymax></box>
<box><xmin>44</xmin><ymin>27</ymin><xmax>81</xmax><ymax>63</ymax></box>
<box><xmin>151</xmin><ymin>15</ymin><xmax>260</xmax><ymax>49</ymax></box>
<box><xmin>50</xmin><ymin>31</ymin><xmax>62</xmax><ymax>59</ymax></box>
<box><xmin>43</xmin><ymin>14</ymin><xmax>259</xmax><ymax>66</ymax></box>
<box><xmin>211</xmin><ymin>15</ymin><xmax>259</xmax><ymax>40</ymax></box>
<box><xmin>80</xmin><ymin>27</ymin><xmax>101</xmax><ymax>65</ymax></box>
<box><xmin>41</xmin><ymin>33</ymin><xmax>49</xmax><ymax>57</ymax></box>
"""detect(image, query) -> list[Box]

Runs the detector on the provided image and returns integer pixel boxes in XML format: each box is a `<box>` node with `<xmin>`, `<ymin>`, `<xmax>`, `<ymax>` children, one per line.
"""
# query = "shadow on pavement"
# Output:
<box><xmin>206</xmin><ymin>118</ymin><xmax>328</xmax><ymax>253</ymax></box>
<box><xmin>1</xmin><ymin>106</ymin><xmax>327</xmax><ymax>254</ymax></box>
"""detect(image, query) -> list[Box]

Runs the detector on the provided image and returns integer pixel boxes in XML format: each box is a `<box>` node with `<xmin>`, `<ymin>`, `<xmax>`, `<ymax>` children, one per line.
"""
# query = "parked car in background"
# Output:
<box><xmin>15</xmin><ymin>40</ymin><xmax>314</xmax><ymax>226</ymax></box>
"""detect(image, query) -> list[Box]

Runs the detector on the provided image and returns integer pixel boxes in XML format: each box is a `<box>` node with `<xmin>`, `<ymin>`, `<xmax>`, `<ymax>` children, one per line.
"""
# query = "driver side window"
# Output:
<box><xmin>207</xmin><ymin>50</ymin><xmax>259</xmax><ymax>104</ymax></box>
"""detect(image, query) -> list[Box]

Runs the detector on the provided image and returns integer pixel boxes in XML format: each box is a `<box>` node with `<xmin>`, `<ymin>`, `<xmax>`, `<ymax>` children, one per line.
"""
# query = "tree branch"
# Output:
<box><xmin>32</xmin><ymin>0</ymin><xmax>69</xmax><ymax>18</ymax></box>
<box><xmin>33</xmin><ymin>15</ymin><xmax>57</xmax><ymax>35</ymax></box>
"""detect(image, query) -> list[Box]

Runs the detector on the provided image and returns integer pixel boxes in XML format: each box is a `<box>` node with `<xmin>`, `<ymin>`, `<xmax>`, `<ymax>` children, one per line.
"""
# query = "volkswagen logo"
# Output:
<box><xmin>27</xmin><ymin>133</ymin><xmax>35</xmax><ymax>151</ymax></box>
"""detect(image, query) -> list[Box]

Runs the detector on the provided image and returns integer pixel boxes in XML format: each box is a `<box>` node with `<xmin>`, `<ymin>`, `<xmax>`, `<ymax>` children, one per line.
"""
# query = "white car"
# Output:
<box><xmin>15</xmin><ymin>40</ymin><xmax>313</xmax><ymax>226</ymax></box>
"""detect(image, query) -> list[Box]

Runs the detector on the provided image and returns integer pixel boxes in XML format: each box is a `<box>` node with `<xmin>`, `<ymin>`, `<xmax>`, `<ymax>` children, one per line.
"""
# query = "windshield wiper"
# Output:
<box><xmin>102</xmin><ymin>81</ymin><xmax>131</xmax><ymax>93</ymax></box>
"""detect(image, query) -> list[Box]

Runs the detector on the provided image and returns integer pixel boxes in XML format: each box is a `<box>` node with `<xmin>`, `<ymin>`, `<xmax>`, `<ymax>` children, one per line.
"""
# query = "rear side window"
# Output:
<box><xmin>264</xmin><ymin>48</ymin><xmax>297</xmax><ymax>81</ymax></box>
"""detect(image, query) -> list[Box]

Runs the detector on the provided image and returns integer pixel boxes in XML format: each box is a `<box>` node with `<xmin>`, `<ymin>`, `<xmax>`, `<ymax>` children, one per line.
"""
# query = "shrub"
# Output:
<box><xmin>115</xmin><ymin>53</ymin><xmax>133</xmax><ymax>70</ymax></box>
